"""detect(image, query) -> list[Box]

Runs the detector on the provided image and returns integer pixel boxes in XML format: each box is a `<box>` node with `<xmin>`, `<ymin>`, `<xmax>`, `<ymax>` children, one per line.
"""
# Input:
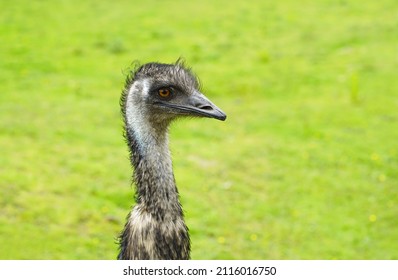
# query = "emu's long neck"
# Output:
<box><xmin>127</xmin><ymin>124</ymin><xmax>182</xmax><ymax>218</ymax></box>
<box><xmin>118</xmin><ymin>95</ymin><xmax>190</xmax><ymax>260</ymax></box>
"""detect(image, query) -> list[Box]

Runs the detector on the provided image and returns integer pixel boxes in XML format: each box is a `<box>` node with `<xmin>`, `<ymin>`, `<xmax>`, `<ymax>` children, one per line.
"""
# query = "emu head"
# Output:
<box><xmin>122</xmin><ymin>61</ymin><xmax>226</xmax><ymax>132</ymax></box>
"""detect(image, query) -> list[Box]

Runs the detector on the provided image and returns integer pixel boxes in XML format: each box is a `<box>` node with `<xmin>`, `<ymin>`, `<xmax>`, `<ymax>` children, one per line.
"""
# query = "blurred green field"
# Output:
<box><xmin>1</xmin><ymin>0</ymin><xmax>397</xmax><ymax>259</ymax></box>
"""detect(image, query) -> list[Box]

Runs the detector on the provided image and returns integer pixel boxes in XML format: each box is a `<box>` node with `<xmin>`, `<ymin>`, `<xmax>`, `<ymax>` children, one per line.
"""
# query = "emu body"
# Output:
<box><xmin>118</xmin><ymin>61</ymin><xmax>226</xmax><ymax>260</ymax></box>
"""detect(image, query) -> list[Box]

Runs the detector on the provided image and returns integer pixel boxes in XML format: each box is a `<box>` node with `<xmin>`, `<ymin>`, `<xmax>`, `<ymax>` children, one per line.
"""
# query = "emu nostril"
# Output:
<box><xmin>198</xmin><ymin>105</ymin><xmax>213</xmax><ymax>111</ymax></box>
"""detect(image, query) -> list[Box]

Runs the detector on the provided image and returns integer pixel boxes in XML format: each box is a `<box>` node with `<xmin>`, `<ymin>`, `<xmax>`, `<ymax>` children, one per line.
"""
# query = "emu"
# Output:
<box><xmin>118</xmin><ymin>60</ymin><xmax>226</xmax><ymax>260</ymax></box>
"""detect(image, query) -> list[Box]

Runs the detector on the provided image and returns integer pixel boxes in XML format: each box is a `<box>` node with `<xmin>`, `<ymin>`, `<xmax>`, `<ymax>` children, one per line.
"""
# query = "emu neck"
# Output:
<box><xmin>127</xmin><ymin>124</ymin><xmax>182</xmax><ymax>219</ymax></box>
<box><xmin>119</xmin><ymin>122</ymin><xmax>190</xmax><ymax>260</ymax></box>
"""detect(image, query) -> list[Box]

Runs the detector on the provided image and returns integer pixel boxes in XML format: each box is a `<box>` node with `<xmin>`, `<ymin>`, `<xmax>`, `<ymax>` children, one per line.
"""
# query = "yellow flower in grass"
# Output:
<box><xmin>371</xmin><ymin>153</ymin><xmax>380</xmax><ymax>161</ymax></box>
<box><xmin>378</xmin><ymin>174</ymin><xmax>386</xmax><ymax>182</ymax></box>
<box><xmin>250</xmin><ymin>234</ymin><xmax>258</xmax><ymax>241</ymax></box>
<box><xmin>217</xmin><ymin>236</ymin><xmax>225</xmax><ymax>244</ymax></box>
<box><xmin>369</xmin><ymin>214</ymin><xmax>377</xmax><ymax>222</ymax></box>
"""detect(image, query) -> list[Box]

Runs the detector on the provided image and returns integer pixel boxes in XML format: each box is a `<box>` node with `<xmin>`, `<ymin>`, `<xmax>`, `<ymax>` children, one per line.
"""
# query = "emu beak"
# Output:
<box><xmin>157</xmin><ymin>91</ymin><xmax>227</xmax><ymax>121</ymax></box>
<box><xmin>185</xmin><ymin>91</ymin><xmax>227</xmax><ymax>121</ymax></box>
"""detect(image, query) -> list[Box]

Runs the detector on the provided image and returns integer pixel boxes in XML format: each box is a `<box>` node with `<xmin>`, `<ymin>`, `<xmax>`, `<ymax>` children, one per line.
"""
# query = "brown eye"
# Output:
<box><xmin>158</xmin><ymin>88</ymin><xmax>171</xmax><ymax>98</ymax></box>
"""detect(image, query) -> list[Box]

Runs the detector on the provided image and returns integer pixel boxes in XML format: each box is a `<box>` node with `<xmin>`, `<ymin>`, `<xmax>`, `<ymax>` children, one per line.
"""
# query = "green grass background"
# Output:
<box><xmin>1</xmin><ymin>0</ymin><xmax>397</xmax><ymax>259</ymax></box>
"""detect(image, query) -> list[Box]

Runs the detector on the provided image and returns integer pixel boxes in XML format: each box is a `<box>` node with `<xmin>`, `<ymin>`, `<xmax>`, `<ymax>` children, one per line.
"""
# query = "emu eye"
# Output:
<box><xmin>158</xmin><ymin>88</ymin><xmax>172</xmax><ymax>98</ymax></box>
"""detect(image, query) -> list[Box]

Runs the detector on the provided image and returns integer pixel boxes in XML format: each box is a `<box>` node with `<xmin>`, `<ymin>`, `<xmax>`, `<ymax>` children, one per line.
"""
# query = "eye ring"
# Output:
<box><xmin>158</xmin><ymin>88</ymin><xmax>172</xmax><ymax>99</ymax></box>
